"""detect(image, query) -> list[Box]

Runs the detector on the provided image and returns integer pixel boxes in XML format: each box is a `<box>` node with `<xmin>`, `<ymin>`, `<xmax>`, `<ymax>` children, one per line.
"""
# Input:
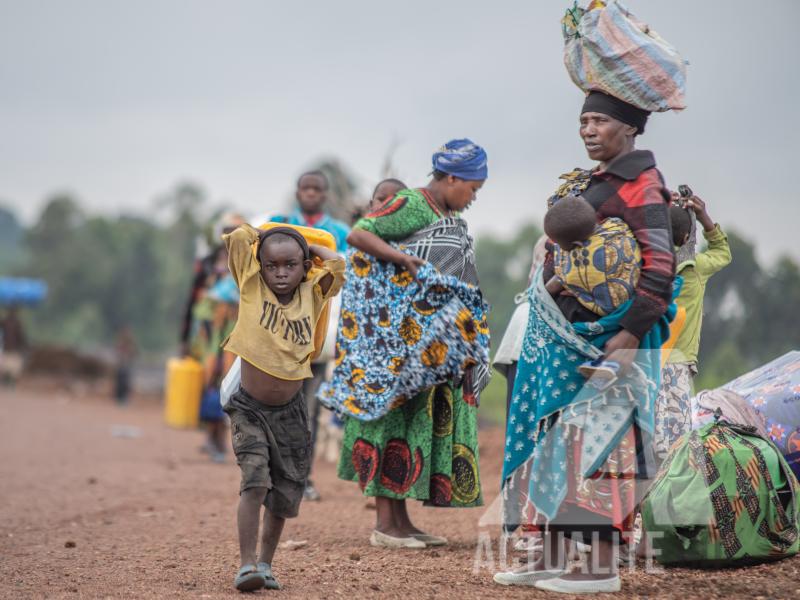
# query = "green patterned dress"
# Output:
<box><xmin>336</xmin><ymin>188</ymin><xmax>483</xmax><ymax>507</ymax></box>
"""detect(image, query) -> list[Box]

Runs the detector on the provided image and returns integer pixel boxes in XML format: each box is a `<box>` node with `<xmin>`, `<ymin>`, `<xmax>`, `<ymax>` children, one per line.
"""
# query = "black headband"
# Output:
<box><xmin>581</xmin><ymin>91</ymin><xmax>650</xmax><ymax>135</ymax></box>
<box><xmin>257</xmin><ymin>227</ymin><xmax>310</xmax><ymax>262</ymax></box>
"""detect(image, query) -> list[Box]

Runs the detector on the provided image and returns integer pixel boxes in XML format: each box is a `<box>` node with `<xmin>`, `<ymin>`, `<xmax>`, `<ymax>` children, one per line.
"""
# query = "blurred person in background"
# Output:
<box><xmin>269</xmin><ymin>171</ymin><xmax>353</xmax><ymax>501</ymax></box>
<box><xmin>271</xmin><ymin>170</ymin><xmax>350</xmax><ymax>251</ymax></box>
<box><xmin>196</xmin><ymin>276</ymin><xmax>240</xmax><ymax>463</ymax></box>
<box><xmin>113</xmin><ymin>325</ymin><xmax>137</xmax><ymax>404</ymax></box>
<box><xmin>179</xmin><ymin>213</ymin><xmax>245</xmax><ymax>357</ymax></box>
<box><xmin>0</xmin><ymin>306</ymin><xmax>27</xmax><ymax>386</ymax></box>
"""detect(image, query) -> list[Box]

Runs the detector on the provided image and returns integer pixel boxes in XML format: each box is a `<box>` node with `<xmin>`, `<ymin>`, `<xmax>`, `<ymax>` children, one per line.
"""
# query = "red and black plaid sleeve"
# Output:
<box><xmin>613</xmin><ymin>169</ymin><xmax>675</xmax><ymax>340</ymax></box>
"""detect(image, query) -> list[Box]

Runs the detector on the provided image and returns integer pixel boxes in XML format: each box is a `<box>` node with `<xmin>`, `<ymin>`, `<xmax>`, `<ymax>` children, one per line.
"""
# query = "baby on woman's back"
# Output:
<box><xmin>544</xmin><ymin>195</ymin><xmax>641</xmax><ymax>317</ymax></box>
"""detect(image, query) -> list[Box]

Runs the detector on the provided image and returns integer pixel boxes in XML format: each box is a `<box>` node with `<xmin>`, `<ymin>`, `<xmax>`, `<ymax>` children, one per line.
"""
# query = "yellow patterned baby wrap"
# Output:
<box><xmin>553</xmin><ymin>217</ymin><xmax>641</xmax><ymax>316</ymax></box>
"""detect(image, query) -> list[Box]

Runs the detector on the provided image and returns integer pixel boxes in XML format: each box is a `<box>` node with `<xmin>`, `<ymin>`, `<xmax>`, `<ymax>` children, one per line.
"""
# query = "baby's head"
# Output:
<box><xmin>257</xmin><ymin>228</ymin><xmax>312</xmax><ymax>299</ymax></box>
<box><xmin>369</xmin><ymin>178</ymin><xmax>406</xmax><ymax>212</ymax></box>
<box><xmin>544</xmin><ymin>196</ymin><xmax>597</xmax><ymax>249</ymax></box>
<box><xmin>670</xmin><ymin>205</ymin><xmax>693</xmax><ymax>247</ymax></box>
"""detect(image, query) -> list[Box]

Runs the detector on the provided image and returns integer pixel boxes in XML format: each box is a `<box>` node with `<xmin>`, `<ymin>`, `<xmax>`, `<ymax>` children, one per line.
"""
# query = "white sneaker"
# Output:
<box><xmin>535</xmin><ymin>575</ymin><xmax>621</xmax><ymax>594</ymax></box>
<box><xmin>493</xmin><ymin>568</ymin><xmax>565</xmax><ymax>586</ymax></box>
<box><xmin>411</xmin><ymin>533</ymin><xmax>448</xmax><ymax>546</ymax></box>
<box><xmin>369</xmin><ymin>530</ymin><xmax>426</xmax><ymax>549</ymax></box>
<box><xmin>513</xmin><ymin>537</ymin><xmax>544</xmax><ymax>552</ymax></box>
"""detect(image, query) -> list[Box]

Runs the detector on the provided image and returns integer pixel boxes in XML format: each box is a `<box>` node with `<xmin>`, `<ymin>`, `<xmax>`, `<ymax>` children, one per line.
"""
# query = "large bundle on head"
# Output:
<box><xmin>563</xmin><ymin>0</ymin><xmax>687</xmax><ymax>112</ymax></box>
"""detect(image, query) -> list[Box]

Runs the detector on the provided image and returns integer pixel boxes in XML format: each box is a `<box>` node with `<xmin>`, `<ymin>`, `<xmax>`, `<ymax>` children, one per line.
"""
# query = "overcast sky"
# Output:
<box><xmin>1</xmin><ymin>0</ymin><xmax>798</xmax><ymax>262</ymax></box>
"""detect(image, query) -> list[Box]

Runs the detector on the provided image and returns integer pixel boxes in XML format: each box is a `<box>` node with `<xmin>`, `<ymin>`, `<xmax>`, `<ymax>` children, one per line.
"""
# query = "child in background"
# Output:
<box><xmin>350</xmin><ymin>178</ymin><xmax>407</xmax><ymax>223</ymax></box>
<box><xmin>271</xmin><ymin>171</ymin><xmax>351</xmax><ymax>251</ymax></box>
<box><xmin>369</xmin><ymin>178</ymin><xmax>406</xmax><ymax>212</ymax></box>
<box><xmin>654</xmin><ymin>192</ymin><xmax>731</xmax><ymax>461</ymax></box>
<box><xmin>197</xmin><ymin>276</ymin><xmax>239</xmax><ymax>463</ymax></box>
<box><xmin>272</xmin><ymin>170</ymin><xmax>352</xmax><ymax>501</ymax></box>
<box><xmin>343</xmin><ymin>177</ymin><xmax>408</xmax><ymax>510</ymax></box>
<box><xmin>179</xmin><ymin>213</ymin><xmax>245</xmax><ymax>357</ymax></box>
<box><xmin>222</xmin><ymin>224</ymin><xmax>344</xmax><ymax>591</ymax></box>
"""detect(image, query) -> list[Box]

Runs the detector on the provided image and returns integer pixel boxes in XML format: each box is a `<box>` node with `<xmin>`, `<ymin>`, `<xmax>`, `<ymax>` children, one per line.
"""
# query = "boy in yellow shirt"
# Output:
<box><xmin>221</xmin><ymin>224</ymin><xmax>345</xmax><ymax>591</ymax></box>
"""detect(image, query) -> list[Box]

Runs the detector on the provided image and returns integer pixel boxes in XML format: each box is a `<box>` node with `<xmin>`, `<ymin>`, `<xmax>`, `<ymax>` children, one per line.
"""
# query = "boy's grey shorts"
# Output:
<box><xmin>224</xmin><ymin>387</ymin><xmax>310</xmax><ymax>519</ymax></box>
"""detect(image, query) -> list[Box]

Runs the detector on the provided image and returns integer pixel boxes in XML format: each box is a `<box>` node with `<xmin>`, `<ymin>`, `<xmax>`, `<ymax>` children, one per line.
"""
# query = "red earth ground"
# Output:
<box><xmin>2</xmin><ymin>383</ymin><xmax>799</xmax><ymax>599</ymax></box>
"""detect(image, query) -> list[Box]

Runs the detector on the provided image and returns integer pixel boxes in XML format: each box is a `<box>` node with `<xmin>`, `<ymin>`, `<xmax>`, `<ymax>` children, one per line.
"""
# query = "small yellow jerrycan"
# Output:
<box><xmin>164</xmin><ymin>357</ymin><xmax>204</xmax><ymax>428</ymax></box>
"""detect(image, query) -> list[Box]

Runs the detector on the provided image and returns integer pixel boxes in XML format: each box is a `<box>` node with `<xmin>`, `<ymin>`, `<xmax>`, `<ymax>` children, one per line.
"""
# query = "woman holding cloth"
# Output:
<box><xmin>332</xmin><ymin>140</ymin><xmax>490</xmax><ymax>549</ymax></box>
<box><xmin>496</xmin><ymin>91</ymin><xmax>676</xmax><ymax>594</ymax></box>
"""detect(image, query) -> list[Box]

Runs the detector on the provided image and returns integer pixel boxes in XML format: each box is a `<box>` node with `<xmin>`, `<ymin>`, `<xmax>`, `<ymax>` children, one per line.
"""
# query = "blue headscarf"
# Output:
<box><xmin>431</xmin><ymin>138</ymin><xmax>488</xmax><ymax>181</ymax></box>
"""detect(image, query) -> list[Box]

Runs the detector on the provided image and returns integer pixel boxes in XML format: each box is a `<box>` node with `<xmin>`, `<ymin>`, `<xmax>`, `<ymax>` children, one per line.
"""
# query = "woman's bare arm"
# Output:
<box><xmin>347</xmin><ymin>229</ymin><xmax>425</xmax><ymax>276</ymax></box>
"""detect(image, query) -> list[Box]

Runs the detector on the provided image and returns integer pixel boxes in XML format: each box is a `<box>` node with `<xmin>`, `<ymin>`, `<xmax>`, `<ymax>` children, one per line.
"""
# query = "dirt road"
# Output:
<box><xmin>2</xmin><ymin>386</ymin><xmax>799</xmax><ymax>599</ymax></box>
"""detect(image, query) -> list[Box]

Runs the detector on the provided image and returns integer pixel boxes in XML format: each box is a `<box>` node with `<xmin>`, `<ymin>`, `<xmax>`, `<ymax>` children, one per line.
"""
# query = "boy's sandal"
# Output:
<box><xmin>257</xmin><ymin>562</ymin><xmax>281</xmax><ymax>590</ymax></box>
<box><xmin>234</xmin><ymin>564</ymin><xmax>266</xmax><ymax>592</ymax></box>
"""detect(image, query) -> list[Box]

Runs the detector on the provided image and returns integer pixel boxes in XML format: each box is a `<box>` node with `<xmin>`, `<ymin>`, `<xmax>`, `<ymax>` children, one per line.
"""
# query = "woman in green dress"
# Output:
<box><xmin>339</xmin><ymin>139</ymin><xmax>488</xmax><ymax>548</ymax></box>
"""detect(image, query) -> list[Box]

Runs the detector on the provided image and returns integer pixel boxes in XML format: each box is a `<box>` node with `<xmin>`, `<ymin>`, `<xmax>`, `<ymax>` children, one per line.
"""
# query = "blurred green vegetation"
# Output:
<box><xmin>478</xmin><ymin>371</ymin><xmax>509</xmax><ymax>427</ymax></box>
<box><xmin>2</xmin><ymin>183</ymin><xmax>209</xmax><ymax>352</ymax></box>
<box><xmin>473</xmin><ymin>223</ymin><xmax>542</xmax><ymax>427</ymax></box>
<box><xmin>2</xmin><ymin>188</ymin><xmax>799</xmax><ymax>421</ymax></box>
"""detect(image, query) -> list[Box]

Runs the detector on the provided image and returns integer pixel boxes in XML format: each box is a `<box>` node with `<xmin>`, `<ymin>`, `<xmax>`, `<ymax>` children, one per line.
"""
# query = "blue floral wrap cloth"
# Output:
<box><xmin>319</xmin><ymin>249</ymin><xmax>490</xmax><ymax>421</ymax></box>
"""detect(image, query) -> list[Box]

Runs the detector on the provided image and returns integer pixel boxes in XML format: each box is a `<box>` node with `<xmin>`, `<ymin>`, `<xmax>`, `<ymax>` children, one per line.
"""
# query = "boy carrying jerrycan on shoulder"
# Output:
<box><xmin>220</xmin><ymin>223</ymin><xmax>345</xmax><ymax>591</ymax></box>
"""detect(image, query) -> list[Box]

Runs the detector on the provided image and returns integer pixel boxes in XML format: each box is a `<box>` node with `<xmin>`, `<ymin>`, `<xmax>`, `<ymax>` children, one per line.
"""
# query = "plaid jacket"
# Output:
<box><xmin>546</xmin><ymin>150</ymin><xmax>675</xmax><ymax>340</ymax></box>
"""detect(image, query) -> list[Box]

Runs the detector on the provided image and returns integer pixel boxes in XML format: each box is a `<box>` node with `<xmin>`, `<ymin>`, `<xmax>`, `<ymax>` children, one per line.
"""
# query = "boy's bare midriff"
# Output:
<box><xmin>240</xmin><ymin>359</ymin><xmax>303</xmax><ymax>406</ymax></box>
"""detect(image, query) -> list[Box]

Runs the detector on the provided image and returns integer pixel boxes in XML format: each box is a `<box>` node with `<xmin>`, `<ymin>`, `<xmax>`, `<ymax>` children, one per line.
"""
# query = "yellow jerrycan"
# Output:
<box><xmin>164</xmin><ymin>357</ymin><xmax>204</xmax><ymax>428</ymax></box>
<box><xmin>256</xmin><ymin>222</ymin><xmax>338</xmax><ymax>360</ymax></box>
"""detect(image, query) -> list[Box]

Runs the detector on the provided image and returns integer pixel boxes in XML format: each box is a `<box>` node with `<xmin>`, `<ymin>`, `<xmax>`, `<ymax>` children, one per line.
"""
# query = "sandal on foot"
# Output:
<box><xmin>234</xmin><ymin>564</ymin><xmax>266</xmax><ymax>592</ymax></box>
<box><xmin>257</xmin><ymin>562</ymin><xmax>281</xmax><ymax>590</ymax></box>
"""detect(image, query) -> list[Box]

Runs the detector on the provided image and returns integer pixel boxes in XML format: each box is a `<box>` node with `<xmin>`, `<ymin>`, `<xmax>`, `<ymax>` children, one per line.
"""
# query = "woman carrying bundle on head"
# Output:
<box><xmin>496</xmin><ymin>89</ymin><xmax>678</xmax><ymax>595</ymax></box>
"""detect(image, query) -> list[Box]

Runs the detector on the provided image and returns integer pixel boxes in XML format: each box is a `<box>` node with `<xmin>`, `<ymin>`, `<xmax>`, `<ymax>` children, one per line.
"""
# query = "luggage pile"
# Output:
<box><xmin>642</xmin><ymin>420</ymin><xmax>800</xmax><ymax>566</ymax></box>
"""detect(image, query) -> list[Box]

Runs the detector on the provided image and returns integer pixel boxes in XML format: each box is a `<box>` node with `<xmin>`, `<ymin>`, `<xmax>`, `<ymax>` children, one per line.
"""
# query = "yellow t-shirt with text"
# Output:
<box><xmin>222</xmin><ymin>224</ymin><xmax>345</xmax><ymax>380</ymax></box>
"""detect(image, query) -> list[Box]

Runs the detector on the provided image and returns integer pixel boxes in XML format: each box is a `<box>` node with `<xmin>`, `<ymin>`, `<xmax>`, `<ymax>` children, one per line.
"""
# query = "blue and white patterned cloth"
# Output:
<box><xmin>501</xmin><ymin>268</ymin><xmax>677</xmax><ymax>521</ymax></box>
<box><xmin>318</xmin><ymin>249</ymin><xmax>490</xmax><ymax>422</ymax></box>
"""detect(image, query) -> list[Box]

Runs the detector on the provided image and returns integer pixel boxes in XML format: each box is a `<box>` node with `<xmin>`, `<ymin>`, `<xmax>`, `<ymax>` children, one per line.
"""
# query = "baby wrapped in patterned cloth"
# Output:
<box><xmin>544</xmin><ymin>195</ymin><xmax>641</xmax><ymax>316</ymax></box>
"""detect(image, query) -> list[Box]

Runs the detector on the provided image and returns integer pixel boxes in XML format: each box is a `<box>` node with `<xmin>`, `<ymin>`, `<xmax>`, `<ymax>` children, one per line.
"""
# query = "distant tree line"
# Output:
<box><xmin>2</xmin><ymin>182</ymin><xmax>798</xmax><ymax>391</ymax></box>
